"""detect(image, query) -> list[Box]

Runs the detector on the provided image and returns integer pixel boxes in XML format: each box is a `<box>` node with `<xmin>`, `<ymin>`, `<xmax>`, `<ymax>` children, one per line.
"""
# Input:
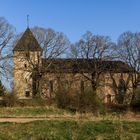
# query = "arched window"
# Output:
<box><xmin>118</xmin><ymin>79</ymin><xmax>126</xmax><ymax>95</ymax></box>
<box><xmin>118</xmin><ymin>78</ymin><xmax>126</xmax><ymax>104</ymax></box>
<box><xmin>24</xmin><ymin>64</ymin><xmax>27</xmax><ymax>68</ymax></box>
<box><xmin>107</xmin><ymin>94</ymin><xmax>111</xmax><ymax>104</ymax></box>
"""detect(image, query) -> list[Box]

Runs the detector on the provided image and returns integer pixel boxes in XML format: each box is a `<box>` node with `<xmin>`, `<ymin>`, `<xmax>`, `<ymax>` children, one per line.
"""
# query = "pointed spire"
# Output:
<box><xmin>13</xmin><ymin>28</ymin><xmax>42</xmax><ymax>51</ymax></box>
<box><xmin>27</xmin><ymin>15</ymin><xmax>29</xmax><ymax>28</ymax></box>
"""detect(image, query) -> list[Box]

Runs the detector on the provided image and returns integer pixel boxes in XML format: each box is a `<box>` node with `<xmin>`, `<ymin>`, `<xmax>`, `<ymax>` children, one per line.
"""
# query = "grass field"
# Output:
<box><xmin>0</xmin><ymin>106</ymin><xmax>72</xmax><ymax>117</ymax></box>
<box><xmin>0</xmin><ymin>120</ymin><xmax>139</xmax><ymax>140</ymax></box>
<box><xmin>0</xmin><ymin>107</ymin><xmax>139</xmax><ymax>139</ymax></box>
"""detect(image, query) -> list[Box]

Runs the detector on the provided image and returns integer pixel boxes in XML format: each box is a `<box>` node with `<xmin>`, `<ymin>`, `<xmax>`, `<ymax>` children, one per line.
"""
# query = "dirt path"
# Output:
<box><xmin>0</xmin><ymin>118</ymin><xmax>47</xmax><ymax>123</ymax></box>
<box><xmin>0</xmin><ymin>116</ymin><xmax>82</xmax><ymax>123</ymax></box>
<box><xmin>0</xmin><ymin>115</ymin><xmax>139</xmax><ymax>123</ymax></box>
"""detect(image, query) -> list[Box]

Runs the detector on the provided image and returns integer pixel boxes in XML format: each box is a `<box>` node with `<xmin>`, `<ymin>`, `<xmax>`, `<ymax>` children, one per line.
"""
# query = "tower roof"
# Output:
<box><xmin>13</xmin><ymin>28</ymin><xmax>42</xmax><ymax>51</ymax></box>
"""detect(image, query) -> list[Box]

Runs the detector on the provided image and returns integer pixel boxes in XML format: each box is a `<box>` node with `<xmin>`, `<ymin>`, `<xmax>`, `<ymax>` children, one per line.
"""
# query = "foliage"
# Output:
<box><xmin>0</xmin><ymin>120</ymin><xmax>139</xmax><ymax>139</ymax></box>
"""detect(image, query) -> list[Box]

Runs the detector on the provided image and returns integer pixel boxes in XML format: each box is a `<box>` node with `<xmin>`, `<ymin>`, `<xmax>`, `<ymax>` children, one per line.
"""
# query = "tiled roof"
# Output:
<box><xmin>13</xmin><ymin>28</ymin><xmax>42</xmax><ymax>51</ymax></box>
<box><xmin>42</xmin><ymin>58</ymin><xmax>133</xmax><ymax>73</ymax></box>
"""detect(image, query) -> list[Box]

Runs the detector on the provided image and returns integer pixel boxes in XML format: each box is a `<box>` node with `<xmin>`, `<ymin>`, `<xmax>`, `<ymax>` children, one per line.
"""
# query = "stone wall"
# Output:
<box><xmin>13</xmin><ymin>51</ymin><xmax>42</xmax><ymax>99</ymax></box>
<box><xmin>13</xmin><ymin>51</ymin><xmax>133</xmax><ymax>103</ymax></box>
<box><xmin>40</xmin><ymin>72</ymin><xmax>133</xmax><ymax>103</ymax></box>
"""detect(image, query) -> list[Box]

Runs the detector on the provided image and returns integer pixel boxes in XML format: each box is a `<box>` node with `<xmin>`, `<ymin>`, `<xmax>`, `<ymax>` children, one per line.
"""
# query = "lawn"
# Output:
<box><xmin>0</xmin><ymin>120</ymin><xmax>139</xmax><ymax>140</ymax></box>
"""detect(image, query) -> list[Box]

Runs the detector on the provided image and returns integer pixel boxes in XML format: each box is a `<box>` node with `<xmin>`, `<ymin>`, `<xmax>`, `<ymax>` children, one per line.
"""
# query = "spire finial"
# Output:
<box><xmin>27</xmin><ymin>15</ymin><xmax>29</xmax><ymax>28</ymax></box>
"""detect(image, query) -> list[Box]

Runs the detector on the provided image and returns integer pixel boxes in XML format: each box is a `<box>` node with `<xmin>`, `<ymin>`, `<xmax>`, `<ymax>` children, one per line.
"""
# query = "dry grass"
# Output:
<box><xmin>0</xmin><ymin>106</ymin><xmax>139</xmax><ymax>123</ymax></box>
<box><xmin>0</xmin><ymin>120</ymin><xmax>139</xmax><ymax>140</ymax></box>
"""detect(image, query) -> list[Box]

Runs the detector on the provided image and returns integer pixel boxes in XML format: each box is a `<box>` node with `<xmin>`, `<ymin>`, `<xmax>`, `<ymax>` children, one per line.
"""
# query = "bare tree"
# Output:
<box><xmin>31</xmin><ymin>27</ymin><xmax>70</xmax><ymax>58</ymax></box>
<box><xmin>70</xmin><ymin>31</ymin><xmax>114</xmax><ymax>94</ymax></box>
<box><xmin>14</xmin><ymin>27</ymin><xmax>70</xmax><ymax>97</ymax></box>
<box><xmin>0</xmin><ymin>17</ymin><xmax>14</xmax><ymax>80</ymax></box>
<box><xmin>32</xmin><ymin>27</ymin><xmax>70</xmax><ymax>97</ymax></box>
<box><xmin>116</xmin><ymin>31</ymin><xmax>140</xmax><ymax>103</ymax></box>
<box><xmin>109</xmin><ymin>72</ymin><xmax>131</xmax><ymax>104</ymax></box>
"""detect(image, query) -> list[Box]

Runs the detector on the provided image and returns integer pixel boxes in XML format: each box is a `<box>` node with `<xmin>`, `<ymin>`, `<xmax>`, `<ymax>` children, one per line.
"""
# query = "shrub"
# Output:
<box><xmin>1</xmin><ymin>92</ymin><xmax>18</xmax><ymax>107</ymax></box>
<box><xmin>107</xmin><ymin>103</ymin><xmax>128</xmax><ymax>113</ymax></box>
<box><xmin>31</xmin><ymin>96</ymin><xmax>47</xmax><ymax>106</ymax></box>
<box><xmin>55</xmin><ymin>88</ymin><xmax>102</xmax><ymax>113</ymax></box>
<box><xmin>55</xmin><ymin>88</ymin><xmax>69</xmax><ymax>109</ymax></box>
<box><xmin>17</xmin><ymin>96</ymin><xmax>48</xmax><ymax>107</ymax></box>
<box><xmin>131</xmin><ymin>88</ymin><xmax>140</xmax><ymax>111</ymax></box>
<box><xmin>79</xmin><ymin>89</ymin><xmax>102</xmax><ymax>113</ymax></box>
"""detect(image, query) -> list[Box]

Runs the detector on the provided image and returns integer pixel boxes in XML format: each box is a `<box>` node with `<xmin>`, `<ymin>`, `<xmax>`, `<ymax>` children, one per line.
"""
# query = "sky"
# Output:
<box><xmin>1</xmin><ymin>0</ymin><xmax>140</xmax><ymax>89</ymax></box>
<box><xmin>1</xmin><ymin>0</ymin><xmax>140</xmax><ymax>43</ymax></box>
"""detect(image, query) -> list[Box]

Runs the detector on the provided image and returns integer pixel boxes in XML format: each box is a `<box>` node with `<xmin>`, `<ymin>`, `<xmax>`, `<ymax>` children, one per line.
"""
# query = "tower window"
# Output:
<box><xmin>24</xmin><ymin>64</ymin><xmax>27</xmax><ymax>68</ymax></box>
<box><xmin>25</xmin><ymin>53</ymin><xmax>30</xmax><ymax>58</ymax></box>
<box><xmin>25</xmin><ymin>91</ymin><xmax>30</xmax><ymax>97</ymax></box>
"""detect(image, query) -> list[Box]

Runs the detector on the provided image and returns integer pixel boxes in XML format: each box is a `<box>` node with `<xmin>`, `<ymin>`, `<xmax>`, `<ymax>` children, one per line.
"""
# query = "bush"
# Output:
<box><xmin>30</xmin><ymin>96</ymin><xmax>48</xmax><ymax>106</ymax></box>
<box><xmin>1</xmin><ymin>92</ymin><xmax>18</xmax><ymax>107</ymax></box>
<box><xmin>131</xmin><ymin>89</ymin><xmax>140</xmax><ymax>111</ymax></box>
<box><xmin>55</xmin><ymin>88</ymin><xmax>102</xmax><ymax>113</ymax></box>
<box><xmin>79</xmin><ymin>89</ymin><xmax>102</xmax><ymax>113</ymax></box>
<box><xmin>106</xmin><ymin>103</ymin><xmax>128</xmax><ymax>113</ymax></box>
<box><xmin>55</xmin><ymin>88</ymin><xmax>70</xmax><ymax>109</ymax></box>
<box><xmin>15</xmin><ymin>97</ymin><xmax>48</xmax><ymax>107</ymax></box>
<box><xmin>0</xmin><ymin>92</ymin><xmax>48</xmax><ymax>107</ymax></box>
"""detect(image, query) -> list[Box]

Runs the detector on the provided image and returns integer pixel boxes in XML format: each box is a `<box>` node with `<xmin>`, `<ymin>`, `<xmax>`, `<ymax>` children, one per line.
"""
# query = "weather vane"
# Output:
<box><xmin>27</xmin><ymin>15</ymin><xmax>29</xmax><ymax>28</ymax></box>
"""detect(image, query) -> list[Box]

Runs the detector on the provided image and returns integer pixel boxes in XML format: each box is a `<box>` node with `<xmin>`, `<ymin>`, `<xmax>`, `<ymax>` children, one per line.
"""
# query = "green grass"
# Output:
<box><xmin>0</xmin><ymin>107</ymin><xmax>72</xmax><ymax>117</ymax></box>
<box><xmin>0</xmin><ymin>120</ymin><xmax>139</xmax><ymax>140</ymax></box>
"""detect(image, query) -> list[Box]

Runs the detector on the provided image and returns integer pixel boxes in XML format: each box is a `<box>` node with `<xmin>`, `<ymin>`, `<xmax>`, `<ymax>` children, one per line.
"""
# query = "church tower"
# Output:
<box><xmin>13</xmin><ymin>28</ymin><xmax>42</xmax><ymax>98</ymax></box>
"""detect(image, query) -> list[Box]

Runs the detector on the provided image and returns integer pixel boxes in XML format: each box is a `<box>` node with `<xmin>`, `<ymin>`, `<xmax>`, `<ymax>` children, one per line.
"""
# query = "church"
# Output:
<box><xmin>13</xmin><ymin>28</ymin><xmax>133</xmax><ymax>103</ymax></box>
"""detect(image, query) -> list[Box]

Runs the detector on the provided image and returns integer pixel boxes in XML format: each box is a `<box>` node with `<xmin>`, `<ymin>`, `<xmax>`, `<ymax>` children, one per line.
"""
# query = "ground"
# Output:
<box><xmin>0</xmin><ymin>120</ymin><xmax>139</xmax><ymax>140</ymax></box>
<box><xmin>0</xmin><ymin>107</ymin><xmax>139</xmax><ymax>140</ymax></box>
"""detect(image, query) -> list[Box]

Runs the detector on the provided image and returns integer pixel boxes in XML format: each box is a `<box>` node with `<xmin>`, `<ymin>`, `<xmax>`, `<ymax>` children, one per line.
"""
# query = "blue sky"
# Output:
<box><xmin>0</xmin><ymin>0</ymin><xmax>140</xmax><ymax>42</ymax></box>
<box><xmin>1</xmin><ymin>0</ymin><xmax>140</xmax><ymax>43</ymax></box>
<box><xmin>1</xmin><ymin>0</ymin><xmax>140</xmax><ymax>89</ymax></box>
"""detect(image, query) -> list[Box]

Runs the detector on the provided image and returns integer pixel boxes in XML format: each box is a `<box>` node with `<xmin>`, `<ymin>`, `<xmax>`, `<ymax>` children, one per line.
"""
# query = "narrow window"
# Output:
<box><xmin>24</xmin><ymin>64</ymin><xmax>27</xmax><ymax>68</ymax></box>
<box><xmin>49</xmin><ymin>80</ymin><xmax>53</xmax><ymax>93</ymax></box>
<box><xmin>80</xmin><ymin>80</ymin><xmax>84</xmax><ymax>93</ymax></box>
<box><xmin>25</xmin><ymin>53</ymin><xmax>30</xmax><ymax>58</ymax></box>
